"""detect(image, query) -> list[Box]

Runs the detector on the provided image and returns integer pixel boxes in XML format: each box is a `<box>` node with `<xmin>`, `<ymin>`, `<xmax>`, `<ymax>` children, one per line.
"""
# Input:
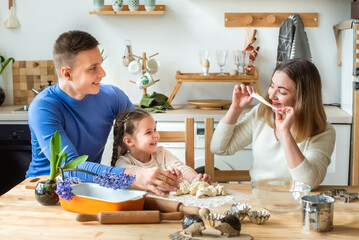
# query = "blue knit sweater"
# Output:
<box><xmin>26</xmin><ymin>84</ymin><xmax>135</xmax><ymax>181</ymax></box>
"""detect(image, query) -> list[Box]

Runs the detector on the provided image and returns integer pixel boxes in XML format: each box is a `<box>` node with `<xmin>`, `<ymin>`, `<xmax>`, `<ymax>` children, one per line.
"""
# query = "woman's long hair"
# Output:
<box><xmin>111</xmin><ymin>109</ymin><xmax>150</xmax><ymax>166</ymax></box>
<box><xmin>257</xmin><ymin>58</ymin><xmax>327</xmax><ymax>142</ymax></box>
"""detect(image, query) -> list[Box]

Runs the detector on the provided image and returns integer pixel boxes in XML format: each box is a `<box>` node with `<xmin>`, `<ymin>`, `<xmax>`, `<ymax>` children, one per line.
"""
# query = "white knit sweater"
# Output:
<box><xmin>210</xmin><ymin>105</ymin><xmax>336</xmax><ymax>189</ymax></box>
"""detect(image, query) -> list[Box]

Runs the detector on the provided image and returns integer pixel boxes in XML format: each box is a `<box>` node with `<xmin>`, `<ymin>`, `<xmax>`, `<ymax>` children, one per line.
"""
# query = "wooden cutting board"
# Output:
<box><xmin>12</xmin><ymin>60</ymin><xmax>58</xmax><ymax>105</ymax></box>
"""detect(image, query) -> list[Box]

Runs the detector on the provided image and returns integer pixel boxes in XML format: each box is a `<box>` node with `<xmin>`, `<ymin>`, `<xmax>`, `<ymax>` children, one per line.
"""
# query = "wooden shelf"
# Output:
<box><xmin>89</xmin><ymin>5</ymin><xmax>166</xmax><ymax>15</ymax></box>
<box><xmin>225</xmin><ymin>12</ymin><xmax>318</xmax><ymax>27</ymax></box>
<box><xmin>167</xmin><ymin>70</ymin><xmax>262</xmax><ymax>104</ymax></box>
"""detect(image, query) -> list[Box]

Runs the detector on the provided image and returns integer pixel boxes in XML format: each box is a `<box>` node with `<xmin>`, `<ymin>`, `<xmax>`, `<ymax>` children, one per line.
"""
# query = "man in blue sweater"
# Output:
<box><xmin>26</xmin><ymin>30</ymin><xmax>178</xmax><ymax>196</ymax></box>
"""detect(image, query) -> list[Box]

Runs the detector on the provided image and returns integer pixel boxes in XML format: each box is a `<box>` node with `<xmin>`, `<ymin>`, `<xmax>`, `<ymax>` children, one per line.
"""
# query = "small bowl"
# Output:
<box><xmin>225</xmin><ymin>203</ymin><xmax>251</xmax><ymax>221</ymax></box>
<box><xmin>202</xmin><ymin>213</ymin><xmax>225</xmax><ymax>227</ymax></box>
<box><xmin>247</xmin><ymin>210</ymin><xmax>270</xmax><ymax>225</ymax></box>
<box><xmin>251</xmin><ymin>178</ymin><xmax>311</xmax><ymax>213</ymax></box>
<box><xmin>59</xmin><ymin>183</ymin><xmax>147</xmax><ymax>214</ymax></box>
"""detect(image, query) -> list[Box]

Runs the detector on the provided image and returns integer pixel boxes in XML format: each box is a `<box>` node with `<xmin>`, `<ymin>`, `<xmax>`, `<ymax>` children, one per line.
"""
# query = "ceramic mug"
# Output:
<box><xmin>128</xmin><ymin>60</ymin><xmax>142</xmax><ymax>75</ymax></box>
<box><xmin>93</xmin><ymin>0</ymin><xmax>104</xmax><ymax>11</ymax></box>
<box><xmin>112</xmin><ymin>0</ymin><xmax>123</xmax><ymax>11</ymax></box>
<box><xmin>144</xmin><ymin>0</ymin><xmax>156</xmax><ymax>11</ymax></box>
<box><xmin>128</xmin><ymin>0</ymin><xmax>139</xmax><ymax>11</ymax></box>
<box><xmin>136</xmin><ymin>72</ymin><xmax>155</xmax><ymax>89</ymax></box>
<box><xmin>147</xmin><ymin>58</ymin><xmax>160</xmax><ymax>74</ymax></box>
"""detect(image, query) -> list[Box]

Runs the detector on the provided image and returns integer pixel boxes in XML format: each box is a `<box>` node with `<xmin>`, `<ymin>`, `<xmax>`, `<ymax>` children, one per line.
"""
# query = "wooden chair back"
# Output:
<box><xmin>204</xmin><ymin>118</ymin><xmax>251</xmax><ymax>182</ymax></box>
<box><xmin>111</xmin><ymin>118</ymin><xmax>195</xmax><ymax>168</ymax></box>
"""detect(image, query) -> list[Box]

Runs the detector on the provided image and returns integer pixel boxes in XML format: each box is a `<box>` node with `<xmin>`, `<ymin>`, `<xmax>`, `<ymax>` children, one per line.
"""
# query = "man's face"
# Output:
<box><xmin>63</xmin><ymin>47</ymin><xmax>106</xmax><ymax>100</ymax></box>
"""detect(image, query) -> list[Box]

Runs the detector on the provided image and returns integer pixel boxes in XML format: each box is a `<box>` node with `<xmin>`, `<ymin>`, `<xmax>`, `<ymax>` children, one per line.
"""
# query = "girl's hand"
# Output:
<box><xmin>167</xmin><ymin>167</ymin><xmax>183</xmax><ymax>180</ymax></box>
<box><xmin>275</xmin><ymin>107</ymin><xmax>295</xmax><ymax>141</ymax></box>
<box><xmin>231</xmin><ymin>84</ymin><xmax>255</xmax><ymax>110</ymax></box>
<box><xmin>195</xmin><ymin>173</ymin><xmax>211</xmax><ymax>184</ymax></box>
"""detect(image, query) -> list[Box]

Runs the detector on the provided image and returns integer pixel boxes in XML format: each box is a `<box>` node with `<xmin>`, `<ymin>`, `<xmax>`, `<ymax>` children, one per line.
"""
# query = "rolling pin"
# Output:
<box><xmin>76</xmin><ymin>210</ymin><xmax>183</xmax><ymax>224</ymax></box>
<box><xmin>144</xmin><ymin>196</ymin><xmax>210</xmax><ymax>216</ymax></box>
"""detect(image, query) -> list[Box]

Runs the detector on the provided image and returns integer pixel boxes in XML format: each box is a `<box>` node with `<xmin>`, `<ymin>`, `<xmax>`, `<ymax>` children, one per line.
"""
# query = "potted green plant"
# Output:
<box><xmin>35</xmin><ymin>131</ymin><xmax>88</xmax><ymax>205</ymax></box>
<box><xmin>35</xmin><ymin>131</ymin><xmax>136</xmax><ymax>206</ymax></box>
<box><xmin>0</xmin><ymin>55</ymin><xmax>15</xmax><ymax>106</ymax></box>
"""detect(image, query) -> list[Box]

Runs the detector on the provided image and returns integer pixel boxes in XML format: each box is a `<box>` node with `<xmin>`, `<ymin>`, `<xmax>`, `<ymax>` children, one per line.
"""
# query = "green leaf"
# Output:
<box><xmin>63</xmin><ymin>168</ymin><xmax>97</xmax><ymax>176</ymax></box>
<box><xmin>49</xmin><ymin>131</ymin><xmax>62</xmax><ymax>180</ymax></box>
<box><xmin>0</xmin><ymin>57</ymin><xmax>15</xmax><ymax>75</ymax></box>
<box><xmin>63</xmin><ymin>155</ymin><xmax>88</xmax><ymax>170</ymax></box>
<box><xmin>38</xmin><ymin>146</ymin><xmax>49</xmax><ymax>155</ymax></box>
<box><xmin>56</xmin><ymin>151</ymin><xmax>68</xmax><ymax>171</ymax></box>
<box><xmin>53</xmin><ymin>131</ymin><xmax>61</xmax><ymax>156</ymax></box>
<box><xmin>49</xmin><ymin>135</ymin><xmax>57</xmax><ymax>180</ymax></box>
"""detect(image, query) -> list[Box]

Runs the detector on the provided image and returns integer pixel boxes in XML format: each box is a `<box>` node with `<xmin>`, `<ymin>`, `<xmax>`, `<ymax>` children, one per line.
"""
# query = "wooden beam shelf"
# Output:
<box><xmin>225</xmin><ymin>12</ymin><xmax>318</xmax><ymax>27</ymax></box>
<box><xmin>167</xmin><ymin>70</ymin><xmax>262</xmax><ymax>104</ymax></box>
<box><xmin>89</xmin><ymin>5</ymin><xmax>166</xmax><ymax>15</ymax></box>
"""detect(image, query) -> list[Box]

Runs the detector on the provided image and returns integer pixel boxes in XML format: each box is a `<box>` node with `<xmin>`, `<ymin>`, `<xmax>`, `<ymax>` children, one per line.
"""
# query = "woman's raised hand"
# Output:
<box><xmin>274</xmin><ymin>107</ymin><xmax>295</xmax><ymax>141</ymax></box>
<box><xmin>231</xmin><ymin>84</ymin><xmax>255</xmax><ymax>110</ymax></box>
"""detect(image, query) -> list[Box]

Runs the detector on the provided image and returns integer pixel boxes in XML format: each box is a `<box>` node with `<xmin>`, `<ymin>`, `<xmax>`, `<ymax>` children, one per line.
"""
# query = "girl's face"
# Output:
<box><xmin>129</xmin><ymin>116</ymin><xmax>160</xmax><ymax>156</ymax></box>
<box><xmin>268</xmin><ymin>71</ymin><xmax>296</xmax><ymax>109</ymax></box>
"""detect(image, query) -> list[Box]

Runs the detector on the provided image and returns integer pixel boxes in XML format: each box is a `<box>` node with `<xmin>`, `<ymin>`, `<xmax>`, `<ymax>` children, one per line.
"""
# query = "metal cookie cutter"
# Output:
<box><xmin>339</xmin><ymin>193</ymin><xmax>358</xmax><ymax>203</ymax></box>
<box><xmin>329</xmin><ymin>188</ymin><xmax>347</xmax><ymax>197</ymax></box>
<box><xmin>319</xmin><ymin>190</ymin><xmax>334</xmax><ymax>198</ymax></box>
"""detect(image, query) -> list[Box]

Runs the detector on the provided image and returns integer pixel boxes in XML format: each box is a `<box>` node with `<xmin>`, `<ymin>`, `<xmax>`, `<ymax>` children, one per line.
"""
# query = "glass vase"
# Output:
<box><xmin>0</xmin><ymin>87</ymin><xmax>4</xmax><ymax>106</ymax></box>
<box><xmin>35</xmin><ymin>180</ymin><xmax>59</xmax><ymax>206</ymax></box>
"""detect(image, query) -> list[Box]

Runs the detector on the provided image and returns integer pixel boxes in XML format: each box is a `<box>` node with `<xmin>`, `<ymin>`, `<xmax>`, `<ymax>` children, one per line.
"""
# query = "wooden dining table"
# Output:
<box><xmin>1</xmin><ymin>177</ymin><xmax>359</xmax><ymax>240</ymax></box>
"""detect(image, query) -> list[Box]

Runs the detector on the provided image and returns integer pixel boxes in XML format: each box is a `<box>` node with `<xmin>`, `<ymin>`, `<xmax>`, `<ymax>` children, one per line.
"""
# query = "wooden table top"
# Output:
<box><xmin>1</xmin><ymin>178</ymin><xmax>359</xmax><ymax>240</ymax></box>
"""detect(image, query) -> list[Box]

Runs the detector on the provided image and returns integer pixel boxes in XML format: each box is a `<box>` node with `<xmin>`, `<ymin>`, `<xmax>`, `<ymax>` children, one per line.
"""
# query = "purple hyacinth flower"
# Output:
<box><xmin>56</xmin><ymin>178</ymin><xmax>73</xmax><ymax>201</ymax></box>
<box><xmin>93</xmin><ymin>171</ymin><xmax>136</xmax><ymax>190</ymax></box>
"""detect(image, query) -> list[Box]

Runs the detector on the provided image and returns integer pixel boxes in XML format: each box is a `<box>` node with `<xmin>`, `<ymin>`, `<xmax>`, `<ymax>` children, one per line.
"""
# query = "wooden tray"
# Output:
<box><xmin>187</xmin><ymin>99</ymin><xmax>231</xmax><ymax>110</ymax></box>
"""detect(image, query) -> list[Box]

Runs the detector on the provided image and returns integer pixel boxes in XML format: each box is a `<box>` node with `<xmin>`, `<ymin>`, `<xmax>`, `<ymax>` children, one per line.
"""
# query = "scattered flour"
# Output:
<box><xmin>148</xmin><ymin>189</ymin><xmax>250</xmax><ymax>208</ymax></box>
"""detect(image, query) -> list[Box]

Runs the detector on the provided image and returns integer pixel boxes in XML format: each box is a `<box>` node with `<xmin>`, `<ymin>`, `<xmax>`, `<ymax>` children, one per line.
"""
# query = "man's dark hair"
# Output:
<box><xmin>53</xmin><ymin>30</ymin><xmax>99</xmax><ymax>74</ymax></box>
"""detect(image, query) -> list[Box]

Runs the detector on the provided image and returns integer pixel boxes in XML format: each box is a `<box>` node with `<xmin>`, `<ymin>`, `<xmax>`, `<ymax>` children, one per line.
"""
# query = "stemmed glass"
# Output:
<box><xmin>242</xmin><ymin>51</ymin><xmax>251</xmax><ymax>75</ymax></box>
<box><xmin>233</xmin><ymin>50</ymin><xmax>243</xmax><ymax>75</ymax></box>
<box><xmin>216</xmin><ymin>50</ymin><xmax>228</xmax><ymax>76</ymax></box>
<box><xmin>198</xmin><ymin>50</ymin><xmax>210</xmax><ymax>76</ymax></box>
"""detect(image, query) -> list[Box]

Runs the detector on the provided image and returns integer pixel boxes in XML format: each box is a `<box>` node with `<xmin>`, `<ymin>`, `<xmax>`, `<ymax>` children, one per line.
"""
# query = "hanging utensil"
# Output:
<box><xmin>122</xmin><ymin>39</ymin><xmax>135</xmax><ymax>67</ymax></box>
<box><xmin>244</xmin><ymin>29</ymin><xmax>257</xmax><ymax>51</ymax></box>
<box><xmin>3</xmin><ymin>0</ymin><xmax>20</xmax><ymax>28</ymax></box>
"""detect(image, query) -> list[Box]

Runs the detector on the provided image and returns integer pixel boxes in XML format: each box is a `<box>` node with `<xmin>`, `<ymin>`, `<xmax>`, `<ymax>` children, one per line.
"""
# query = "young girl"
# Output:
<box><xmin>112</xmin><ymin>109</ymin><xmax>211</xmax><ymax>184</ymax></box>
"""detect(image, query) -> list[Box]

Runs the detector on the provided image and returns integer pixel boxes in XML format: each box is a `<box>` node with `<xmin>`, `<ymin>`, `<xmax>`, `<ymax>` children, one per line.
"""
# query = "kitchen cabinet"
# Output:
<box><xmin>89</xmin><ymin>5</ymin><xmax>166</xmax><ymax>15</ymax></box>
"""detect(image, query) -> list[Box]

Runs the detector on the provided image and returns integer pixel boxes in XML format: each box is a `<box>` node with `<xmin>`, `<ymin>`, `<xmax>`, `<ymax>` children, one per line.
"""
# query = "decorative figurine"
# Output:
<box><xmin>182</xmin><ymin>214</ymin><xmax>205</xmax><ymax>237</ymax></box>
<box><xmin>213</xmin><ymin>214</ymin><xmax>241</xmax><ymax>238</ymax></box>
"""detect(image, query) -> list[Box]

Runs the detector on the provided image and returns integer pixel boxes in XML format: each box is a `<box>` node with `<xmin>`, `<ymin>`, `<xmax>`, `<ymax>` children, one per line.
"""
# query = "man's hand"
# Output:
<box><xmin>126</xmin><ymin>167</ymin><xmax>179</xmax><ymax>196</ymax></box>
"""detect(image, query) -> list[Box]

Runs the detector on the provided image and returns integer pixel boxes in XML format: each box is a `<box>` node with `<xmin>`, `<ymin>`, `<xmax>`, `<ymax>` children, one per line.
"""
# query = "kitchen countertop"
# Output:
<box><xmin>0</xmin><ymin>104</ymin><xmax>352</xmax><ymax>124</ymax></box>
<box><xmin>1</xmin><ymin>177</ymin><xmax>359</xmax><ymax>239</ymax></box>
<box><xmin>152</xmin><ymin>104</ymin><xmax>352</xmax><ymax>124</ymax></box>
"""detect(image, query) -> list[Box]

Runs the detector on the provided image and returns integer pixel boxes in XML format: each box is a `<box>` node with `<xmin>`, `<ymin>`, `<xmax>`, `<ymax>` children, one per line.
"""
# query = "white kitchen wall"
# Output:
<box><xmin>0</xmin><ymin>0</ymin><xmax>351</xmax><ymax>105</ymax></box>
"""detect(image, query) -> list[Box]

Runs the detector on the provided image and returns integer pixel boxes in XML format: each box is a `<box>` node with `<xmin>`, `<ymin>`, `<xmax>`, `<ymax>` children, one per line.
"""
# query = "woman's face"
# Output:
<box><xmin>268</xmin><ymin>70</ymin><xmax>296</xmax><ymax>109</ymax></box>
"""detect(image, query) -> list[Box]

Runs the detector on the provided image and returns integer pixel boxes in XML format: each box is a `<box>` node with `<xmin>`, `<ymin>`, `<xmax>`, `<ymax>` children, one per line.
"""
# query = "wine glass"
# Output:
<box><xmin>216</xmin><ymin>50</ymin><xmax>228</xmax><ymax>76</ymax></box>
<box><xmin>198</xmin><ymin>50</ymin><xmax>210</xmax><ymax>76</ymax></box>
<box><xmin>233</xmin><ymin>50</ymin><xmax>243</xmax><ymax>75</ymax></box>
<box><xmin>242</xmin><ymin>51</ymin><xmax>251</xmax><ymax>75</ymax></box>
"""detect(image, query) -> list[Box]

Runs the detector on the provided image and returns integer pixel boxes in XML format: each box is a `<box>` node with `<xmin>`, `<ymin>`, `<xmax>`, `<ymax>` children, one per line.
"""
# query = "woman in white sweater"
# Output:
<box><xmin>211</xmin><ymin>58</ymin><xmax>335</xmax><ymax>189</ymax></box>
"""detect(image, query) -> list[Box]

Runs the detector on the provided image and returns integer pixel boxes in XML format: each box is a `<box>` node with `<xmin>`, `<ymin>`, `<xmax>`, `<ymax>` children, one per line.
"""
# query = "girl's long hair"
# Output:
<box><xmin>257</xmin><ymin>58</ymin><xmax>327</xmax><ymax>142</ymax></box>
